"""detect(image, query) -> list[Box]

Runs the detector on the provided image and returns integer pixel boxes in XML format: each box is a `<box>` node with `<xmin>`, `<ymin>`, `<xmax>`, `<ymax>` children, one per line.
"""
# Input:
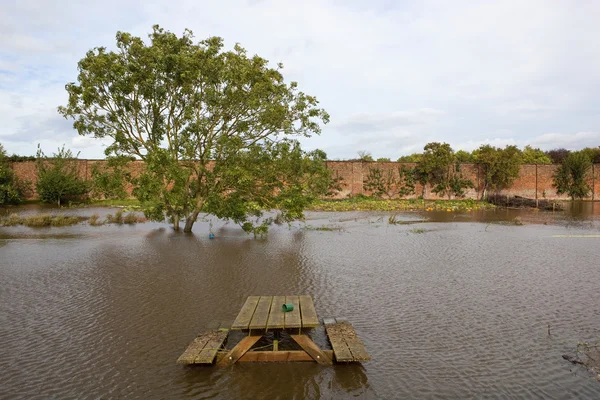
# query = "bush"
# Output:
<box><xmin>553</xmin><ymin>151</ymin><xmax>592</xmax><ymax>200</ymax></box>
<box><xmin>0</xmin><ymin>144</ymin><xmax>26</xmax><ymax>205</ymax></box>
<box><xmin>36</xmin><ymin>145</ymin><xmax>90</xmax><ymax>206</ymax></box>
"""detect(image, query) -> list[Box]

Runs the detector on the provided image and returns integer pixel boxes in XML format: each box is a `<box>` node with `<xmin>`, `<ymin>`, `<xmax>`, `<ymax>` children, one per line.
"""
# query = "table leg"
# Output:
<box><xmin>291</xmin><ymin>334</ymin><xmax>333</xmax><ymax>365</ymax></box>
<box><xmin>217</xmin><ymin>335</ymin><xmax>261</xmax><ymax>367</ymax></box>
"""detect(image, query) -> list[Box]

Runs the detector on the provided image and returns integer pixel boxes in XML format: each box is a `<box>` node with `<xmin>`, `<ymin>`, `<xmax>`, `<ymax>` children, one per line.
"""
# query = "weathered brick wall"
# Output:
<box><xmin>9</xmin><ymin>160</ymin><xmax>600</xmax><ymax>201</ymax></box>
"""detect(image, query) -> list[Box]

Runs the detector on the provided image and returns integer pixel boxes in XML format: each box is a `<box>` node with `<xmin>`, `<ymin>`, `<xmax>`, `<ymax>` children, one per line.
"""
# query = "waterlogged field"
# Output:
<box><xmin>1</xmin><ymin>204</ymin><xmax>600</xmax><ymax>399</ymax></box>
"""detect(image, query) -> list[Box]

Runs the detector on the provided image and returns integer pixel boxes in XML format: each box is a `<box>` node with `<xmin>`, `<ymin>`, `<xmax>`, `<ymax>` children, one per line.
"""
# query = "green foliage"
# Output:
<box><xmin>363</xmin><ymin>166</ymin><xmax>415</xmax><ymax>199</ymax></box>
<box><xmin>59</xmin><ymin>25</ymin><xmax>331</xmax><ymax>233</ymax></box>
<box><xmin>310</xmin><ymin>198</ymin><xmax>493</xmax><ymax>212</ymax></box>
<box><xmin>397</xmin><ymin>153</ymin><xmax>422</xmax><ymax>163</ymax></box>
<box><xmin>580</xmin><ymin>147</ymin><xmax>600</xmax><ymax>164</ymax></box>
<box><xmin>90</xmin><ymin>156</ymin><xmax>133</xmax><ymax>200</ymax></box>
<box><xmin>553</xmin><ymin>151</ymin><xmax>592</xmax><ymax>200</ymax></box>
<box><xmin>475</xmin><ymin>145</ymin><xmax>522</xmax><ymax>198</ymax></box>
<box><xmin>416</xmin><ymin>142</ymin><xmax>473</xmax><ymax>198</ymax></box>
<box><xmin>0</xmin><ymin>144</ymin><xmax>25</xmax><ymax>205</ymax></box>
<box><xmin>36</xmin><ymin>145</ymin><xmax>90</xmax><ymax>206</ymax></box>
<box><xmin>521</xmin><ymin>145</ymin><xmax>552</xmax><ymax>164</ymax></box>
<box><xmin>376</xmin><ymin>157</ymin><xmax>391</xmax><ymax>162</ymax></box>
<box><xmin>455</xmin><ymin>149</ymin><xmax>474</xmax><ymax>163</ymax></box>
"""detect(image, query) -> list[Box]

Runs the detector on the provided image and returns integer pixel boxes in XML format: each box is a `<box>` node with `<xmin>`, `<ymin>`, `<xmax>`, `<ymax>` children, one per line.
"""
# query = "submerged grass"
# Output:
<box><xmin>0</xmin><ymin>211</ymin><xmax>145</xmax><ymax>227</ymax></box>
<box><xmin>0</xmin><ymin>213</ymin><xmax>84</xmax><ymax>227</ymax></box>
<box><xmin>309</xmin><ymin>197</ymin><xmax>494</xmax><ymax>212</ymax></box>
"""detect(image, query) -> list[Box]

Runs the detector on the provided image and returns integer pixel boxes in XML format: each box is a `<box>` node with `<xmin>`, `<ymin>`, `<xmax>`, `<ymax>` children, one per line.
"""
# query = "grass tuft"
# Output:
<box><xmin>88</xmin><ymin>213</ymin><xmax>104</xmax><ymax>226</ymax></box>
<box><xmin>106</xmin><ymin>210</ymin><xmax>124</xmax><ymax>224</ymax></box>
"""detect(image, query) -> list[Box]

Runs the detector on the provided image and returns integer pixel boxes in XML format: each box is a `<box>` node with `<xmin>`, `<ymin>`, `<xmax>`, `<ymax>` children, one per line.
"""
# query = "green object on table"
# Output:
<box><xmin>282</xmin><ymin>303</ymin><xmax>294</xmax><ymax>312</ymax></box>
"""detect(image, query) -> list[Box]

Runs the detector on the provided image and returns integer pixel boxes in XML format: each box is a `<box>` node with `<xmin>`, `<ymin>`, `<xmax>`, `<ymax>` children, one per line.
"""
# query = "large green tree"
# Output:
<box><xmin>59</xmin><ymin>26</ymin><xmax>331</xmax><ymax>233</ymax></box>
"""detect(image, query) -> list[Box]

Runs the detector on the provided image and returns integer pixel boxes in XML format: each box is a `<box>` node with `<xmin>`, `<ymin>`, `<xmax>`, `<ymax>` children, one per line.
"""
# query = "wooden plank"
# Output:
<box><xmin>249</xmin><ymin>296</ymin><xmax>273</xmax><ymax>330</ymax></box>
<box><xmin>231</xmin><ymin>296</ymin><xmax>260</xmax><ymax>330</ymax></box>
<box><xmin>325</xmin><ymin>323</ymin><xmax>353</xmax><ymax>362</ymax></box>
<box><xmin>325</xmin><ymin>322</ymin><xmax>370</xmax><ymax>362</ymax></box>
<box><xmin>298</xmin><ymin>295</ymin><xmax>319</xmax><ymax>328</ymax></box>
<box><xmin>284</xmin><ymin>295</ymin><xmax>301</xmax><ymax>329</ymax></box>
<box><xmin>291</xmin><ymin>334</ymin><xmax>333</xmax><ymax>365</ymax></box>
<box><xmin>194</xmin><ymin>330</ymin><xmax>228</xmax><ymax>364</ymax></box>
<box><xmin>344</xmin><ymin>335</ymin><xmax>371</xmax><ymax>361</ymax></box>
<box><xmin>217</xmin><ymin>335</ymin><xmax>261</xmax><ymax>367</ymax></box>
<box><xmin>267</xmin><ymin>295</ymin><xmax>286</xmax><ymax>329</ymax></box>
<box><xmin>176</xmin><ymin>331</ymin><xmax>216</xmax><ymax>364</ymax></box>
<box><xmin>217</xmin><ymin>350</ymin><xmax>334</xmax><ymax>363</ymax></box>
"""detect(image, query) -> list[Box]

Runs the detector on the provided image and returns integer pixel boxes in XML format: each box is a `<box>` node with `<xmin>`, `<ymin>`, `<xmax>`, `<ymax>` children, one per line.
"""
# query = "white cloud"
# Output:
<box><xmin>527</xmin><ymin>132</ymin><xmax>600</xmax><ymax>150</ymax></box>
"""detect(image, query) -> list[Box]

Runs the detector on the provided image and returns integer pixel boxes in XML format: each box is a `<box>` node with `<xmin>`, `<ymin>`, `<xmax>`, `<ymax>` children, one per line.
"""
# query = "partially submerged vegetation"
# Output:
<box><xmin>308</xmin><ymin>196</ymin><xmax>494</xmax><ymax>212</ymax></box>
<box><xmin>0</xmin><ymin>211</ymin><xmax>144</xmax><ymax>227</ymax></box>
<box><xmin>0</xmin><ymin>214</ymin><xmax>85</xmax><ymax>227</ymax></box>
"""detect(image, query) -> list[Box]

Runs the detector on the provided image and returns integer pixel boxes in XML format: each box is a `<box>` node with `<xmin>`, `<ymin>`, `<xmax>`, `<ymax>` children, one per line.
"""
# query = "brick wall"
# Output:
<box><xmin>9</xmin><ymin>160</ymin><xmax>600</xmax><ymax>201</ymax></box>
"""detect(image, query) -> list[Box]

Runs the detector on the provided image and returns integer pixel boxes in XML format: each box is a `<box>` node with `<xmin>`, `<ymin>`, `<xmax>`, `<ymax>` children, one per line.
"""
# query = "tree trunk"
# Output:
<box><xmin>173</xmin><ymin>217</ymin><xmax>180</xmax><ymax>231</ymax></box>
<box><xmin>183</xmin><ymin>209</ymin><xmax>201</xmax><ymax>233</ymax></box>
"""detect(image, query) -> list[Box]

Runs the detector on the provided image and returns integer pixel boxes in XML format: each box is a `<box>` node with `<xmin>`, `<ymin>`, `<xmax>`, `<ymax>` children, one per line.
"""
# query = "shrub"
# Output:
<box><xmin>0</xmin><ymin>144</ymin><xmax>26</xmax><ymax>205</ymax></box>
<box><xmin>36</xmin><ymin>145</ymin><xmax>90</xmax><ymax>206</ymax></box>
<box><xmin>553</xmin><ymin>151</ymin><xmax>592</xmax><ymax>200</ymax></box>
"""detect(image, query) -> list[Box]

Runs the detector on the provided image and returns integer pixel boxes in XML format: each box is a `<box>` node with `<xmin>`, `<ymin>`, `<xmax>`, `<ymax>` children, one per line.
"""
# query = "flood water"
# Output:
<box><xmin>1</xmin><ymin>204</ymin><xmax>600</xmax><ymax>399</ymax></box>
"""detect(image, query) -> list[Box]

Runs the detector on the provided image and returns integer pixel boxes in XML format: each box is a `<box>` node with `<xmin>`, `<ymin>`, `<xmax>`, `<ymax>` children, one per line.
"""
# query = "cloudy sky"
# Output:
<box><xmin>1</xmin><ymin>0</ymin><xmax>600</xmax><ymax>159</ymax></box>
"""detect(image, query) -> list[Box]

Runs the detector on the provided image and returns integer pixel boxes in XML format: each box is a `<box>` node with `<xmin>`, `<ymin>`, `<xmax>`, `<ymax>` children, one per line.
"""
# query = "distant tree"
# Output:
<box><xmin>545</xmin><ymin>148</ymin><xmax>570</xmax><ymax>164</ymax></box>
<box><xmin>455</xmin><ymin>149</ymin><xmax>474</xmax><ymax>163</ymax></box>
<box><xmin>474</xmin><ymin>145</ymin><xmax>522</xmax><ymax>200</ymax></box>
<box><xmin>416</xmin><ymin>142</ymin><xmax>473</xmax><ymax>199</ymax></box>
<box><xmin>376</xmin><ymin>157</ymin><xmax>391</xmax><ymax>162</ymax></box>
<box><xmin>580</xmin><ymin>147</ymin><xmax>600</xmax><ymax>164</ymax></box>
<box><xmin>0</xmin><ymin>144</ymin><xmax>26</xmax><ymax>205</ymax></box>
<box><xmin>397</xmin><ymin>153</ymin><xmax>422</xmax><ymax>163</ymax></box>
<box><xmin>36</xmin><ymin>145</ymin><xmax>90</xmax><ymax>206</ymax></box>
<box><xmin>58</xmin><ymin>25</ymin><xmax>331</xmax><ymax>233</ymax></box>
<box><xmin>521</xmin><ymin>145</ymin><xmax>552</xmax><ymax>164</ymax></box>
<box><xmin>357</xmin><ymin>151</ymin><xmax>374</xmax><ymax>162</ymax></box>
<box><xmin>363</xmin><ymin>165</ymin><xmax>415</xmax><ymax>199</ymax></box>
<box><xmin>553</xmin><ymin>151</ymin><xmax>592</xmax><ymax>200</ymax></box>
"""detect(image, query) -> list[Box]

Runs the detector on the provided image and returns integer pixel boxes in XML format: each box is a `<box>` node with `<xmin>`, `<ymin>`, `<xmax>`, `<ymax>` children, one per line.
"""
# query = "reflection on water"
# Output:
<box><xmin>1</xmin><ymin>206</ymin><xmax>600</xmax><ymax>399</ymax></box>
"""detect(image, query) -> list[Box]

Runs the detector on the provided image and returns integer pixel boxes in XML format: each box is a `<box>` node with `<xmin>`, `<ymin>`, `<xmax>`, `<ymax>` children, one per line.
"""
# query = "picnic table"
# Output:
<box><xmin>177</xmin><ymin>295</ymin><xmax>370</xmax><ymax>366</ymax></box>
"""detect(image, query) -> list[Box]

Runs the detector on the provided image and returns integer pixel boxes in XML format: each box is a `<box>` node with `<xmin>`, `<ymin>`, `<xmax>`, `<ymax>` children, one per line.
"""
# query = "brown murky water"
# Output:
<box><xmin>1</xmin><ymin>204</ymin><xmax>600</xmax><ymax>399</ymax></box>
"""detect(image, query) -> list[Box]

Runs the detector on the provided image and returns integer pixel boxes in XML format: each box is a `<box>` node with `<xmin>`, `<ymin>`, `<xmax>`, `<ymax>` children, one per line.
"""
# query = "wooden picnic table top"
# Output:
<box><xmin>231</xmin><ymin>295</ymin><xmax>320</xmax><ymax>331</ymax></box>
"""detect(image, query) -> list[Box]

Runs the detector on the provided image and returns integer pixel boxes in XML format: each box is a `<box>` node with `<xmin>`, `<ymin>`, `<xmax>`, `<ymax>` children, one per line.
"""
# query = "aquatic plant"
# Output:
<box><xmin>88</xmin><ymin>213</ymin><xmax>104</xmax><ymax>226</ymax></box>
<box><xmin>106</xmin><ymin>209</ymin><xmax>124</xmax><ymax>224</ymax></box>
<box><xmin>123</xmin><ymin>212</ymin><xmax>138</xmax><ymax>224</ymax></box>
